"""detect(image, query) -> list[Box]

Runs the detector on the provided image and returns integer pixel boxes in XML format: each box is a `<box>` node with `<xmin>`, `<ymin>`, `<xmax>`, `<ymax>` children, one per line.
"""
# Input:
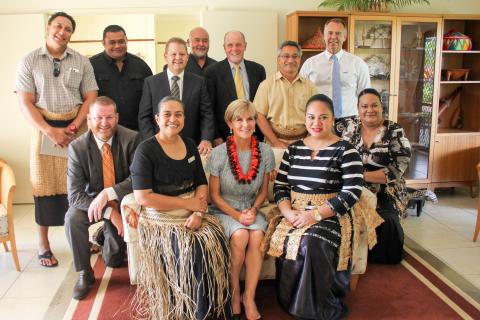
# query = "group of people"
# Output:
<box><xmin>15</xmin><ymin>10</ymin><xmax>412</xmax><ymax>320</ymax></box>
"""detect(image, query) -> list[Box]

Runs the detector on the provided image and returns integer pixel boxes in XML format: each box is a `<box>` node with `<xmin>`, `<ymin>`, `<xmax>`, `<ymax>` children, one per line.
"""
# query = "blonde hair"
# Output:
<box><xmin>224</xmin><ymin>99</ymin><xmax>257</xmax><ymax>123</ymax></box>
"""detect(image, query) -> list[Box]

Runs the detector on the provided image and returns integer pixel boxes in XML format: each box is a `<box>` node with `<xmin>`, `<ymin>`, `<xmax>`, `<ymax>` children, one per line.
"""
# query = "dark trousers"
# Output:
<box><xmin>64</xmin><ymin>207</ymin><xmax>126</xmax><ymax>272</ymax></box>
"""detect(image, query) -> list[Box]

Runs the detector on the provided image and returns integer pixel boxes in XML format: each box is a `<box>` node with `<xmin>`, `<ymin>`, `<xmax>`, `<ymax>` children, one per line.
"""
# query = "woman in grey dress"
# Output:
<box><xmin>207</xmin><ymin>99</ymin><xmax>275</xmax><ymax>320</ymax></box>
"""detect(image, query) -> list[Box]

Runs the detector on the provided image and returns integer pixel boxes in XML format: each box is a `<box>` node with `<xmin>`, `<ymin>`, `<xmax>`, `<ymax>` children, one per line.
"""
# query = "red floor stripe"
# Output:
<box><xmin>404</xmin><ymin>253</ymin><xmax>480</xmax><ymax>319</ymax></box>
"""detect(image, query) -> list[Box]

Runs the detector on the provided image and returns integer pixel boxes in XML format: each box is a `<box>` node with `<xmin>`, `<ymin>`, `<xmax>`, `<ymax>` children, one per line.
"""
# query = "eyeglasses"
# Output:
<box><xmin>53</xmin><ymin>58</ymin><xmax>61</xmax><ymax>77</ymax></box>
<box><xmin>279</xmin><ymin>54</ymin><xmax>300</xmax><ymax>60</ymax></box>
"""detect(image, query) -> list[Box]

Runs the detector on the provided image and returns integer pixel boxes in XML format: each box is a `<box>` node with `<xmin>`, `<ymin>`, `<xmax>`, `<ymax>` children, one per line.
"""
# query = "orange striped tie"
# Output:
<box><xmin>102</xmin><ymin>143</ymin><xmax>118</xmax><ymax>210</ymax></box>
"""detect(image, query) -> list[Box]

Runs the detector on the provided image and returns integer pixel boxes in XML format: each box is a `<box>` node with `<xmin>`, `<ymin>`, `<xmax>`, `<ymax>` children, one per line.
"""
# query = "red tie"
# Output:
<box><xmin>102</xmin><ymin>143</ymin><xmax>118</xmax><ymax>211</ymax></box>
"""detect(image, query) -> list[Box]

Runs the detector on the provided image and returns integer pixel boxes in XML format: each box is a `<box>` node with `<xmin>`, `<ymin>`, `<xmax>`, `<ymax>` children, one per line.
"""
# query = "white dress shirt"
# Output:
<box><xmin>167</xmin><ymin>69</ymin><xmax>185</xmax><ymax>100</ymax></box>
<box><xmin>93</xmin><ymin>135</ymin><xmax>118</xmax><ymax>220</ymax></box>
<box><xmin>300</xmin><ymin>50</ymin><xmax>371</xmax><ymax>118</ymax></box>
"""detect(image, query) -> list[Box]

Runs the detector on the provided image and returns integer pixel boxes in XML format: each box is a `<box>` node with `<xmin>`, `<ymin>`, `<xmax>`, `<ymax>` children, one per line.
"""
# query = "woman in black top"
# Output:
<box><xmin>336</xmin><ymin>88</ymin><xmax>411</xmax><ymax>264</ymax></box>
<box><xmin>129</xmin><ymin>96</ymin><xmax>230</xmax><ymax>320</ymax></box>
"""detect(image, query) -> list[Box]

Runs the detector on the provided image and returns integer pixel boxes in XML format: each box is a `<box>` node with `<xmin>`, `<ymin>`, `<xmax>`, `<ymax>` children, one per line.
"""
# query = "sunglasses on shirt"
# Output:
<box><xmin>53</xmin><ymin>58</ymin><xmax>61</xmax><ymax>77</ymax></box>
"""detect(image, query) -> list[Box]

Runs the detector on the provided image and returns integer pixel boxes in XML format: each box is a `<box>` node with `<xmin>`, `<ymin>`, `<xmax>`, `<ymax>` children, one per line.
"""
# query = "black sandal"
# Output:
<box><xmin>38</xmin><ymin>250</ymin><xmax>59</xmax><ymax>267</ymax></box>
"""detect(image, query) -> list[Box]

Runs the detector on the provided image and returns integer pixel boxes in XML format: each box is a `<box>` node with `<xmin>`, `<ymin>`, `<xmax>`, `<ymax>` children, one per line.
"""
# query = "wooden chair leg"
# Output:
<box><xmin>350</xmin><ymin>274</ymin><xmax>360</xmax><ymax>291</ymax></box>
<box><xmin>9</xmin><ymin>238</ymin><xmax>20</xmax><ymax>272</ymax></box>
<box><xmin>2</xmin><ymin>241</ymin><xmax>8</xmax><ymax>252</ymax></box>
<box><xmin>474</xmin><ymin>204</ymin><xmax>480</xmax><ymax>242</ymax></box>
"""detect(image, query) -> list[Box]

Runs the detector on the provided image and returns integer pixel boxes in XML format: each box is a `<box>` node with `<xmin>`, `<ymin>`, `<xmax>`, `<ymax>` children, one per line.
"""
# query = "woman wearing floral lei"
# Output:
<box><xmin>207</xmin><ymin>99</ymin><xmax>275</xmax><ymax>320</ymax></box>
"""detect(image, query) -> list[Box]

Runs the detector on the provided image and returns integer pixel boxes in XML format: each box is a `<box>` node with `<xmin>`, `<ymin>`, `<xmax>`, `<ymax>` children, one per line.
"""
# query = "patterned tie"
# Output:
<box><xmin>102</xmin><ymin>143</ymin><xmax>118</xmax><ymax>210</ymax></box>
<box><xmin>234</xmin><ymin>64</ymin><xmax>245</xmax><ymax>99</ymax></box>
<box><xmin>331</xmin><ymin>54</ymin><xmax>343</xmax><ymax>118</ymax></box>
<box><xmin>171</xmin><ymin>75</ymin><xmax>180</xmax><ymax>100</ymax></box>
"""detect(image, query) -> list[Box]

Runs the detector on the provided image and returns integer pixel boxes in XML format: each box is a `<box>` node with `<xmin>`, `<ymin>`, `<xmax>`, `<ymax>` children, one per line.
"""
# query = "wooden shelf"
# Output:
<box><xmin>437</xmin><ymin>128</ymin><xmax>480</xmax><ymax>135</ymax></box>
<box><xmin>442</xmin><ymin>50</ymin><xmax>480</xmax><ymax>54</ymax></box>
<box><xmin>440</xmin><ymin>80</ymin><xmax>480</xmax><ymax>84</ymax></box>
<box><xmin>301</xmin><ymin>48</ymin><xmax>323</xmax><ymax>52</ymax></box>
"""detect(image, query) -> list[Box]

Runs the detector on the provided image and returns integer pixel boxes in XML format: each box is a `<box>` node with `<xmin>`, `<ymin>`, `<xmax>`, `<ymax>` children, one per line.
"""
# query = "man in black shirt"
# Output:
<box><xmin>90</xmin><ymin>25</ymin><xmax>153</xmax><ymax>131</ymax></box>
<box><xmin>186</xmin><ymin>27</ymin><xmax>217</xmax><ymax>76</ymax></box>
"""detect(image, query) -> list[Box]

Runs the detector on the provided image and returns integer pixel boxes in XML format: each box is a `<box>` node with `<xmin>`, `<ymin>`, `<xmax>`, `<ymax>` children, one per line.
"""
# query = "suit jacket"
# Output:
<box><xmin>204</xmin><ymin>58</ymin><xmax>266</xmax><ymax>140</ymax></box>
<box><xmin>67</xmin><ymin>126</ymin><xmax>141</xmax><ymax>213</ymax></box>
<box><xmin>137</xmin><ymin>71</ymin><xmax>215</xmax><ymax>142</ymax></box>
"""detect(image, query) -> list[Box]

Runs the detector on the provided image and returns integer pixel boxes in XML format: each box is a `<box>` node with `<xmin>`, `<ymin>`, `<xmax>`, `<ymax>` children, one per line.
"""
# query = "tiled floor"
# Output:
<box><xmin>0</xmin><ymin>188</ymin><xmax>479</xmax><ymax>319</ymax></box>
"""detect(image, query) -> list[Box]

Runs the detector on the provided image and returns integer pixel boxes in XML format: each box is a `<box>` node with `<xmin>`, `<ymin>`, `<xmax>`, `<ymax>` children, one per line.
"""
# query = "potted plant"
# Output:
<box><xmin>318</xmin><ymin>0</ymin><xmax>430</xmax><ymax>12</ymax></box>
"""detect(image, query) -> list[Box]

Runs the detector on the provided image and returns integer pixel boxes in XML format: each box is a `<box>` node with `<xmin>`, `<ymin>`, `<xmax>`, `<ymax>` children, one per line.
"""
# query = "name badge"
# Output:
<box><xmin>188</xmin><ymin>156</ymin><xmax>195</xmax><ymax>163</ymax></box>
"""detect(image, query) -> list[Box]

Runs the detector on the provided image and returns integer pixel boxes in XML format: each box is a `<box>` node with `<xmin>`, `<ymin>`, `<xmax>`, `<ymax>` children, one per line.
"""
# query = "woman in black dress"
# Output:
<box><xmin>335</xmin><ymin>88</ymin><xmax>411</xmax><ymax>264</ymax></box>
<box><xmin>130</xmin><ymin>96</ymin><xmax>230</xmax><ymax>319</ymax></box>
<box><xmin>271</xmin><ymin>94</ymin><xmax>368</xmax><ymax>319</ymax></box>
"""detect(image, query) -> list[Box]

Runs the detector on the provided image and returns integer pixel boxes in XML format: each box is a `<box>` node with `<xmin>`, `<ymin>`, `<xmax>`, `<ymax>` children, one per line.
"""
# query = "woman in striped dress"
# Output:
<box><xmin>271</xmin><ymin>94</ymin><xmax>364</xmax><ymax>319</ymax></box>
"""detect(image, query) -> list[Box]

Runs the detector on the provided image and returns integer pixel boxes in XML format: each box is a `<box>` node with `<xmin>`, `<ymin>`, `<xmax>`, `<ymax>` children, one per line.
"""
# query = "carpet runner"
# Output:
<box><xmin>62</xmin><ymin>247</ymin><xmax>480</xmax><ymax>319</ymax></box>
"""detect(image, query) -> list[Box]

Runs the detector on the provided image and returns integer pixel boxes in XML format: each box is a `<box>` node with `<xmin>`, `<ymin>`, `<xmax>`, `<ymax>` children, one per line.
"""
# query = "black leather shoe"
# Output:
<box><xmin>73</xmin><ymin>270</ymin><xmax>95</xmax><ymax>300</ymax></box>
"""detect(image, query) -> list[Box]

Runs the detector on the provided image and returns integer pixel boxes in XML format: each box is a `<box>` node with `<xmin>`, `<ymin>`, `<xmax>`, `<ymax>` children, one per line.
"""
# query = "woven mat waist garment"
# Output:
<box><xmin>30</xmin><ymin>106</ymin><xmax>84</xmax><ymax>197</ymax></box>
<box><xmin>266</xmin><ymin>188</ymin><xmax>383</xmax><ymax>271</ymax></box>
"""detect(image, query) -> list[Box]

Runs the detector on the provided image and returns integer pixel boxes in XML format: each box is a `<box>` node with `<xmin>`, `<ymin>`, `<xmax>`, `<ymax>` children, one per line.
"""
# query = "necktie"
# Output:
<box><xmin>234</xmin><ymin>64</ymin><xmax>245</xmax><ymax>99</ymax></box>
<box><xmin>102</xmin><ymin>143</ymin><xmax>118</xmax><ymax>210</ymax></box>
<box><xmin>171</xmin><ymin>75</ymin><xmax>180</xmax><ymax>100</ymax></box>
<box><xmin>331</xmin><ymin>55</ymin><xmax>343</xmax><ymax>118</ymax></box>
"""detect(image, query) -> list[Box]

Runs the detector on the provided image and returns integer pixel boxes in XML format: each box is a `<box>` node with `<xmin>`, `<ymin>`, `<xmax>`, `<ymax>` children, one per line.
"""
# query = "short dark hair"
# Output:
<box><xmin>357</xmin><ymin>88</ymin><xmax>382</xmax><ymax>106</ymax></box>
<box><xmin>278</xmin><ymin>40</ymin><xmax>302</xmax><ymax>57</ymax></box>
<box><xmin>157</xmin><ymin>96</ymin><xmax>185</xmax><ymax>114</ymax></box>
<box><xmin>306</xmin><ymin>94</ymin><xmax>334</xmax><ymax>115</ymax></box>
<box><xmin>48</xmin><ymin>12</ymin><xmax>76</xmax><ymax>32</ymax></box>
<box><xmin>90</xmin><ymin>96</ymin><xmax>117</xmax><ymax>112</ymax></box>
<box><xmin>103</xmin><ymin>25</ymin><xmax>126</xmax><ymax>40</ymax></box>
<box><xmin>324</xmin><ymin>18</ymin><xmax>347</xmax><ymax>33</ymax></box>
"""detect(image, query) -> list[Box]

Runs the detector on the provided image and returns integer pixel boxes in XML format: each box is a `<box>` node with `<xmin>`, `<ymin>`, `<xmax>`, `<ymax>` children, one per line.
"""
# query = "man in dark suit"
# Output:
<box><xmin>204</xmin><ymin>30</ymin><xmax>266</xmax><ymax>145</ymax></box>
<box><xmin>65</xmin><ymin>96</ymin><xmax>141</xmax><ymax>300</ymax></box>
<box><xmin>138</xmin><ymin>37</ymin><xmax>214</xmax><ymax>155</ymax></box>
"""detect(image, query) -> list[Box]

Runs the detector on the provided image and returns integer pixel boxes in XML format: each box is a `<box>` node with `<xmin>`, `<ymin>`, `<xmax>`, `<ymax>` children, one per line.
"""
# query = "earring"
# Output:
<box><xmin>229</xmin><ymin>128</ymin><xmax>233</xmax><ymax>134</ymax></box>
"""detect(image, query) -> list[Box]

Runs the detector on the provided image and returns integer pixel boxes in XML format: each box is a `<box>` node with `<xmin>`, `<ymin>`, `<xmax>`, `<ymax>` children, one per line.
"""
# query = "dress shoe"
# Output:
<box><xmin>73</xmin><ymin>270</ymin><xmax>95</xmax><ymax>300</ymax></box>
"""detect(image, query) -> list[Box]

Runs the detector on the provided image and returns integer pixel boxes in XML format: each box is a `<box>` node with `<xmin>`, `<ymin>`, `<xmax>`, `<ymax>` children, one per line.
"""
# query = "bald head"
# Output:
<box><xmin>223</xmin><ymin>31</ymin><xmax>247</xmax><ymax>65</ymax></box>
<box><xmin>188</xmin><ymin>26</ymin><xmax>210</xmax><ymax>59</ymax></box>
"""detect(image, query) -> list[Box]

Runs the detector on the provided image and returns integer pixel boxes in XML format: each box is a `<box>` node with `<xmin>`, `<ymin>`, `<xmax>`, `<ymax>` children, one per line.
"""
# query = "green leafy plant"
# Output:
<box><xmin>318</xmin><ymin>0</ymin><xmax>430</xmax><ymax>11</ymax></box>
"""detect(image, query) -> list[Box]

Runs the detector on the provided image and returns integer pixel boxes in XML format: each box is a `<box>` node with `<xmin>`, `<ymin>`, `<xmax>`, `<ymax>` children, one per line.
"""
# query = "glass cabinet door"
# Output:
<box><xmin>396</xmin><ymin>20</ymin><xmax>439</xmax><ymax>180</ymax></box>
<box><xmin>351</xmin><ymin>18</ymin><xmax>394</xmax><ymax>119</ymax></box>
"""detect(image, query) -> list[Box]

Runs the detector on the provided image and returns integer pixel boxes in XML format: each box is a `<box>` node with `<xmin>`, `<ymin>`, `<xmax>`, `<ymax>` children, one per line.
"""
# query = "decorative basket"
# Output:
<box><xmin>443</xmin><ymin>30</ymin><xmax>472</xmax><ymax>51</ymax></box>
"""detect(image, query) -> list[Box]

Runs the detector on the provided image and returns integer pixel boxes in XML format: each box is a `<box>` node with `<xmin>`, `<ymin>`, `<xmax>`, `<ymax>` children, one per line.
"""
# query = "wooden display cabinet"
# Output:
<box><xmin>433</xmin><ymin>16</ymin><xmax>480</xmax><ymax>189</ymax></box>
<box><xmin>287</xmin><ymin>11</ymin><xmax>445</xmax><ymax>187</ymax></box>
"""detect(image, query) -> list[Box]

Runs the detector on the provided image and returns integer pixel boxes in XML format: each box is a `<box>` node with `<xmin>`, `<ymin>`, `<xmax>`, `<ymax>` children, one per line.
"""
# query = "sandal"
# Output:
<box><xmin>38</xmin><ymin>250</ymin><xmax>59</xmax><ymax>268</ymax></box>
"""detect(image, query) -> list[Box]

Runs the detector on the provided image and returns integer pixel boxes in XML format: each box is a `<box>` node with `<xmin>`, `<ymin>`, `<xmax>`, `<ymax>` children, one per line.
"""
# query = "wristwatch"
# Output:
<box><xmin>313</xmin><ymin>208</ymin><xmax>322</xmax><ymax>222</ymax></box>
<box><xmin>68</xmin><ymin>123</ymin><xmax>78</xmax><ymax>134</ymax></box>
<box><xmin>193</xmin><ymin>211</ymin><xmax>204</xmax><ymax>218</ymax></box>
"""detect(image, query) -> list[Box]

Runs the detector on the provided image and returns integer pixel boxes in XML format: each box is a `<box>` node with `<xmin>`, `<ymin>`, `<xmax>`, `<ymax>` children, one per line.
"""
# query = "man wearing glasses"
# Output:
<box><xmin>90</xmin><ymin>25</ymin><xmax>153</xmax><ymax>131</ymax></box>
<box><xmin>15</xmin><ymin>12</ymin><xmax>98</xmax><ymax>268</ymax></box>
<box><xmin>254</xmin><ymin>41</ymin><xmax>317</xmax><ymax>148</ymax></box>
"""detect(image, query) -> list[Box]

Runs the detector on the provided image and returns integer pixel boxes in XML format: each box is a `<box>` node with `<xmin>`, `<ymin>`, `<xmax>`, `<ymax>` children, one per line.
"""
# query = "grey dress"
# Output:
<box><xmin>206</xmin><ymin>142</ymin><xmax>275</xmax><ymax>239</ymax></box>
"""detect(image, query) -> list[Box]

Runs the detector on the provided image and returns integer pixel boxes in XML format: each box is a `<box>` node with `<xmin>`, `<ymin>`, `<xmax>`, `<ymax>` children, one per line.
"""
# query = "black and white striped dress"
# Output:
<box><xmin>273</xmin><ymin>139</ymin><xmax>364</xmax><ymax>320</ymax></box>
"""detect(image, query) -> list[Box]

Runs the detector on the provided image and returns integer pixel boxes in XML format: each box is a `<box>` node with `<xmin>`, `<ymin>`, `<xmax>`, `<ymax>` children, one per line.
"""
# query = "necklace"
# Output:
<box><xmin>226</xmin><ymin>135</ymin><xmax>261</xmax><ymax>184</ymax></box>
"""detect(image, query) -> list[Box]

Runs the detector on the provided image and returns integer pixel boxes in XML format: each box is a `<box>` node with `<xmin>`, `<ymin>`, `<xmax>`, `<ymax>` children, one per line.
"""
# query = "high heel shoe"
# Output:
<box><xmin>241</xmin><ymin>295</ymin><xmax>262</xmax><ymax>320</ymax></box>
<box><xmin>232</xmin><ymin>314</ymin><xmax>242</xmax><ymax>320</ymax></box>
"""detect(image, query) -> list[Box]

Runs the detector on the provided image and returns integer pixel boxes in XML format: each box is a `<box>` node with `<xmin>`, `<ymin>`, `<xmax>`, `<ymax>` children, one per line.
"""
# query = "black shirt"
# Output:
<box><xmin>130</xmin><ymin>136</ymin><xmax>207</xmax><ymax>195</ymax></box>
<box><xmin>163</xmin><ymin>54</ymin><xmax>217</xmax><ymax>77</ymax></box>
<box><xmin>90</xmin><ymin>52</ymin><xmax>153</xmax><ymax>130</ymax></box>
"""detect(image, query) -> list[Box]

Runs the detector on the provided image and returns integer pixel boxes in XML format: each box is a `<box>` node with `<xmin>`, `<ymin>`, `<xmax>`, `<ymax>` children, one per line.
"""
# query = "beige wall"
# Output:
<box><xmin>203</xmin><ymin>11</ymin><xmax>278</xmax><ymax>76</ymax></box>
<box><xmin>0</xmin><ymin>14</ymin><xmax>45</xmax><ymax>203</ymax></box>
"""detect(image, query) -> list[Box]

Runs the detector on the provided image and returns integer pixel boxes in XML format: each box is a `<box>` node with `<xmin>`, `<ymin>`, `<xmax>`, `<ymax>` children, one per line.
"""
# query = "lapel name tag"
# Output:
<box><xmin>188</xmin><ymin>156</ymin><xmax>195</xmax><ymax>163</ymax></box>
